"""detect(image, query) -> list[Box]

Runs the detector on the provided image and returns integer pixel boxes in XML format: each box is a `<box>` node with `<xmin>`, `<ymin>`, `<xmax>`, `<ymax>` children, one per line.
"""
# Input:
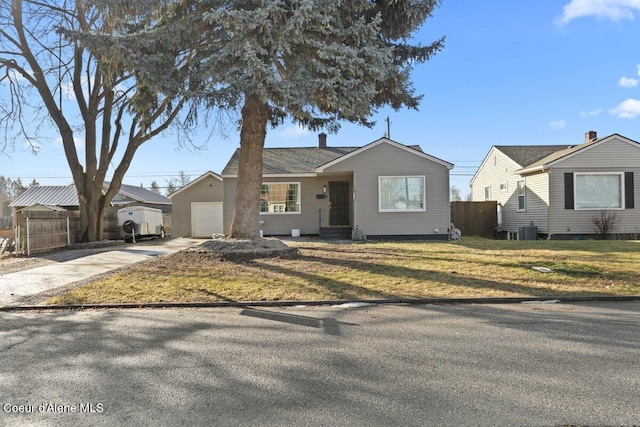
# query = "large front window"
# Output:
<box><xmin>378</xmin><ymin>176</ymin><xmax>425</xmax><ymax>212</ymax></box>
<box><xmin>575</xmin><ymin>173</ymin><xmax>623</xmax><ymax>210</ymax></box>
<box><xmin>260</xmin><ymin>183</ymin><xmax>300</xmax><ymax>214</ymax></box>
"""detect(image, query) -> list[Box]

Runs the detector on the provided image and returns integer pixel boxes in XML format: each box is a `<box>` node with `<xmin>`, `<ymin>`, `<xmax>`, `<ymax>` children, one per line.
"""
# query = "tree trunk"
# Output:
<box><xmin>78</xmin><ymin>190</ymin><xmax>106</xmax><ymax>242</ymax></box>
<box><xmin>229</xmin><ymin>95</ymin><xmax>269</xmax><ymax>238</ymax></box>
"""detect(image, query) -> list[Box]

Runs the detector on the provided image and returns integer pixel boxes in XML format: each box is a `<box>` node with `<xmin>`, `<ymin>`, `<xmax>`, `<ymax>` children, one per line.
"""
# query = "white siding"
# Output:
<box><xmin>470</xmin><ymin>148</ymin><xmax>550</xmax><ymax>233</ymax></box>
<box><xmin>516</xmin><ymin>173</ymin><xmax>550</xmax><ymax>233</ymax></box>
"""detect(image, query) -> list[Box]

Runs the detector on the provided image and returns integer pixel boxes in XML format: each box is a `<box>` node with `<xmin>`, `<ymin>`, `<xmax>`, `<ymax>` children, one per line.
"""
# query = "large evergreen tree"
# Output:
<box><xmin>203</xmin><ymin>0</ymin><xmax>444</xmax><ymax>238</ymax></box>
<box><xmin>67</xmin><ymin>0</ymin><xmax>444</xmax><ymax>239</ymax></box>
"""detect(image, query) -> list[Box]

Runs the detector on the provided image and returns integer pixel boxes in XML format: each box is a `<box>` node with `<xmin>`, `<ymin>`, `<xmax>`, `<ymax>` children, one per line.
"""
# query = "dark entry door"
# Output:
<box><xmin>329</xmin><ymin>181</ymin><xmax>350</xmax><ymax>226</ymax></box>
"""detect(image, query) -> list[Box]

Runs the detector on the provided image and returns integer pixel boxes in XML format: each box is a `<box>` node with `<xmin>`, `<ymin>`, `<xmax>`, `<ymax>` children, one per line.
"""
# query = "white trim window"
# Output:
<box><xmin>500</xmin><ymin>182</ymin><xmax>508</xmax><ymax>192</ymax></box>
<box><xmin>516</xmin><ymin>179</ymin><xmax>526</xmax><ymax>212</ymax></box>
<box><xmin>260</xmin><ymin>182</ymin><xmax>301</xmax><ymax>214</ymax></box>
<box><xmin>574</xmin><ymin>172</ymin><xmax>624</xmax><ymax>210</ymax></box>
<box><xmin>379</xmin><ymin>176</ymin><xmax>425</xmax><ymax>212</ymax></box>
<box><xmin>484</xmin><ymin>185</ymin><xmax>491</xmax><ymax>201</ymax></box>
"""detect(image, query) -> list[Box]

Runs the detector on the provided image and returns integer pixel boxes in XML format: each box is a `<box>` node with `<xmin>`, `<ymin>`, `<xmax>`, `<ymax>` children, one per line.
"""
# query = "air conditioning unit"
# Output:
<box><xmin>518</xmin><ymin>226</ymin><xmax>537</xmax><ymax>241</ymax></box>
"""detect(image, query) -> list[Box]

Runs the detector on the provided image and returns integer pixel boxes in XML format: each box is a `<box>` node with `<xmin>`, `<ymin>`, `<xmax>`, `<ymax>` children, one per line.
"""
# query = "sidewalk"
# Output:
<box><xmin>0</xmin><ymin>238</ymin><xmax>200</xmax><ymax>306</ymax></box>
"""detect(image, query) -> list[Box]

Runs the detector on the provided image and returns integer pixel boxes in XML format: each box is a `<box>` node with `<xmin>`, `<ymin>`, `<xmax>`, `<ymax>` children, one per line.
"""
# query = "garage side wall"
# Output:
<box><xmin>171</xmin><ymin>175</ymin><xmax>224</xmax><ymax>237</ymax></box>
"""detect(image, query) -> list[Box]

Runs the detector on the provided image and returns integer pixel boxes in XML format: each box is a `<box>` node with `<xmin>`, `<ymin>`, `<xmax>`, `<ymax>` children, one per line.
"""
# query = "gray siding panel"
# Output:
<box><xmin>324</xmin><ymin>142</ymin><xmax>450</xmax><ymax>237</ymax></box>
<box><xmin>224</xmin><ymin>176</ymin><xmax>351</xmax><ymax>236</ymax></box>
<box><xmin>171</xmin><ymin>175</ymin><xmax>223</xmax><ymax>237</ymax></box>
<box><xmin>549</xmin><ymin>138</ymin><xmax>640</xmax><ymax>236</ymax></box>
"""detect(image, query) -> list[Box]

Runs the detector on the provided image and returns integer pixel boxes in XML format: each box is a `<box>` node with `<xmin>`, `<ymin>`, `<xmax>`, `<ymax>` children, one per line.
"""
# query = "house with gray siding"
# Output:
<box><xmin>221</xmin><ymin>134</ymin><xmax>454</xmax><ymax>240</ymax></box>
<box><xmin>168</xmin><ymin>171</ymin><xmax>224</xmax><ymax>238</ymax></box>
<box><xmin>471</xmin><ymin>131</ymin><xmax>640</xmax><ymax>239</ymax></box>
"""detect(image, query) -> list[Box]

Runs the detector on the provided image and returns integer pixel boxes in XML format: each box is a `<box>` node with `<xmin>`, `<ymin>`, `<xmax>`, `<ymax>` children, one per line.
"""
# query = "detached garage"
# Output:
<box><xmin>169</xmin><ymin>171</ymin><xmax>224</xmax><ymax>237</ymax></box>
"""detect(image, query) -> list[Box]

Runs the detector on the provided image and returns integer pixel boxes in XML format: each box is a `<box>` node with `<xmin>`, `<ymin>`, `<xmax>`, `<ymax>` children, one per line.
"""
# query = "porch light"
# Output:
<box><xmin>322</xmin><ymin>185</ymin><xmax>327</xmax><ymax>193</ymax></box>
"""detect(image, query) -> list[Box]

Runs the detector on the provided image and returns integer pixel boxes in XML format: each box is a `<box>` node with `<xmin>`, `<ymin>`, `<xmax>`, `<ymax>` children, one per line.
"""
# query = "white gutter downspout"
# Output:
<box><xmin>546</xmin><ymin>170</ymin><xmax>552</xmax><ymax>240</ymax></box>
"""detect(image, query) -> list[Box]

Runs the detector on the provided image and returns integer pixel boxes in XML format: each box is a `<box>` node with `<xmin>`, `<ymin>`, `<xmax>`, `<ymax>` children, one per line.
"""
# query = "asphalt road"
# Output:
<box><xmin>0</xmin><ymin>302</ymin><xmax>638</xmax><ymax>426</ymax></box>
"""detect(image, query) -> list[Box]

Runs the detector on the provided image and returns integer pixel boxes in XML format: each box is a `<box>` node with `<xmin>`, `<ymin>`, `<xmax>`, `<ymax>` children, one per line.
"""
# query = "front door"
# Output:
<box><xmin>329</xmin><ymin>181</ymin><xmax>350</xmax><ymax>226</ymax></box>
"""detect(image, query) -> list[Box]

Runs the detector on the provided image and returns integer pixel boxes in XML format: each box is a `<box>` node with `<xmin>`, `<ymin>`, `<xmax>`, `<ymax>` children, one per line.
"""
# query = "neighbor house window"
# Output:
<box><xmin>574</xmin><ymin>173</ymin><xmax>623</xmax><ymax>210</ymax></box>
<box><xmin>379</xmin><ymin>176</ymin><xmax>425</xmax><ymax>212</ymax></box>
<box><xmin>260</xmin><ymin>183</ymin><xmax>300</xmax><ymax>214</ymax></box>
<box><xmin>500</xmin><ymin>182</ymin><xmax>508</xmax><ymax>192</ymax></box>
<box><xmin>484</xmin><ymin>185</ymin><xmax>491</xmax><ymax>200</ymax></box>
<box><xmin>516</xmin><ymin>179</ymin><xmax>526</xmax><ymax>211</ymax></box>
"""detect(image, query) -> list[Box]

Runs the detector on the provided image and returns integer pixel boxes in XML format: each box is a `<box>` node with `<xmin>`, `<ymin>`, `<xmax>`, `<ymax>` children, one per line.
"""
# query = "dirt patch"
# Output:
<box><xmin>184</xmin><ymin>237</ymin><xmax>298</xmax><ymax>262</ymax></box>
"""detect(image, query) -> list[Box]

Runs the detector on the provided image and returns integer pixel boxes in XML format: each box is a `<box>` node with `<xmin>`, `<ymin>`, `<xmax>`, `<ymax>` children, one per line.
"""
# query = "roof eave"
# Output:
<box><xmin>317</xmin><ymin>137</ymin><xmax>453</xmax><ymax>173</ymax></box>
<box><xmin>515</xmin><ymin>164</ymin><xmax>549</xmax><ymax>175</ymax></box>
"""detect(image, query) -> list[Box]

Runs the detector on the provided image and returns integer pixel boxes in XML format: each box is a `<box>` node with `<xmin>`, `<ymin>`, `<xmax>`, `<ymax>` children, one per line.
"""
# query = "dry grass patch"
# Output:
<box><xmin>45</xmin><ymin>237</ymin><xmax>640</xmax><ymax>305</ymax></box>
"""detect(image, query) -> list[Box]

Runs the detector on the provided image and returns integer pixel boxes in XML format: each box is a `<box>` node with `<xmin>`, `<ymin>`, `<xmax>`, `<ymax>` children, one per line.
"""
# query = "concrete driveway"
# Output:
<box><xmin>0</xmin><ymin>238</ymin><xmax>200</xmax><ymax>306</ymax></box>
<box><xmin>0</xmin><ymin>302</ymin><xmax>638</xmax><ymax>426</ymax></box>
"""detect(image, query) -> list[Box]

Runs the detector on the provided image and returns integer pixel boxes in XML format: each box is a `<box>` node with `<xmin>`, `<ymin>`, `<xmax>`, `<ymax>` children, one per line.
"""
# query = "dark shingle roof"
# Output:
<box><xmin>494</xmin><ymin>145</ymin><xmax>572</xmax><ymax>167</ymax></box>
<box><xmin>222</xmin><ymin>147</ymin><xmax>360</xmax><ymax>175</ymax></box>
<box><xmin>221</xmin><ymin>142</ymin><xmax>428</xmax><ymax>176</ymax></box>
<box><xmin>110</xmin><ymin>182</ymin><xmax>171</xmax><ymax>204</ymax></box>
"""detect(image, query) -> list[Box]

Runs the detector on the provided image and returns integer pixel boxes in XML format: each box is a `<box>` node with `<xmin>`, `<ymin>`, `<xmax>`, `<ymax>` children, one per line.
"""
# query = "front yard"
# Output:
<box><xmin>45</xmin><ymin>237</ymin><xmax>640</xmax><ymax>305</ymax></box>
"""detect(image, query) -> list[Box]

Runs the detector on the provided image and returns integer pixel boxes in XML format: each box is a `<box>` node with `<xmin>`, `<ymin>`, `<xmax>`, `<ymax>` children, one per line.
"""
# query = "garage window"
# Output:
<box><xmin>260</xmin><ymin>183</ymin><xmax>300</xmax><ymax>214</ymax></box>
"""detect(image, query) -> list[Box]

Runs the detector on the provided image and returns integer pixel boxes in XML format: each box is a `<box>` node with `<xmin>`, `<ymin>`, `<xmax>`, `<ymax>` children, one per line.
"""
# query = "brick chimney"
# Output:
<box><xmin>318</xmin><ymin>132</ymin><xmax>327</xmax><ymax>148</ymax></box>
<box><xmin>585</xmin><ymin>130</ymin><xmax>597</xmax><ymax>143</ymax></box>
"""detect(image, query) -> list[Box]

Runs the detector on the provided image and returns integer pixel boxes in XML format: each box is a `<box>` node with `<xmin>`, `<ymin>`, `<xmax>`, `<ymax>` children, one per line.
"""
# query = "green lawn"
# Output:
<box><xmin>45</xmin><ymin>237</ymin><xmax>640</xmax><ymax>305</ymax></box>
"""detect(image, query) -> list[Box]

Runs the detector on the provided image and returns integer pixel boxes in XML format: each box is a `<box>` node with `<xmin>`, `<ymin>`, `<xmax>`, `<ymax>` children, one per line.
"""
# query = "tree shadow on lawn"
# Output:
<box><xmin>450</xmin><ymin>237</ymin><xmax>640</xmax><ymax>254</ymax></box>
<box><xmin>250</xmin><ymin>251</ymin><xmax>612</xmax><ymax>299</ymax></box>
<box><xmin>290</xmin><ymin>245</ymin><xmax>631</xmax><ymax>290</ymax></box>
<box><xmin>294</xmin><ymin>243</ymin><xmax>616</xmax><ymax>276</ymax></box>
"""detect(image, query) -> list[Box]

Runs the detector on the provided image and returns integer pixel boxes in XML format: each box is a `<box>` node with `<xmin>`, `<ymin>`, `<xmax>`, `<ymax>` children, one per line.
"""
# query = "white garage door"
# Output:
<box><xmin>191</xmin><ymin>202</ymin><xmax>224</xmax><ymax>237</ymax></box>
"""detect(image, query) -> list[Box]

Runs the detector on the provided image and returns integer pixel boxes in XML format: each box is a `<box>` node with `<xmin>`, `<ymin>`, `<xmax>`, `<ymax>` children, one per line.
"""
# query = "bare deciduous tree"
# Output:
<box><xmin>0</xmin><ymin>0</ymin><xmax>198</xmax><ymax>241</ymax></box>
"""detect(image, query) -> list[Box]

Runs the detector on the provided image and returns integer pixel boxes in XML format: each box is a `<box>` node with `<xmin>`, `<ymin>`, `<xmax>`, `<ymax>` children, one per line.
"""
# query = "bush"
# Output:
<box><xmin>591</xmin><ymin>210</ymin><xmax>621</xmax><ymax>240</ymax></box>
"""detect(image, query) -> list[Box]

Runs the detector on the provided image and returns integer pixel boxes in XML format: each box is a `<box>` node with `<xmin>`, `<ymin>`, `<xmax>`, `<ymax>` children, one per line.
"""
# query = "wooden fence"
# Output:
<box><xmin>14</xmin><ymin>211</ymin><xmax>79</xmax><ymax>255</ymax></box>
<box><xmin>13</xmin><ymin>208</ymin><xmax>172</xmax><ymax>255</ymax></box>
<box><xmin>450</xmin><ymin>201</ymin><xmax>497</xmax><ymax>237</ymax></box>
<box><xmin>0</xmin><ymin>217</ymin><xmax>12</xmax><ymax>229</ymax></box>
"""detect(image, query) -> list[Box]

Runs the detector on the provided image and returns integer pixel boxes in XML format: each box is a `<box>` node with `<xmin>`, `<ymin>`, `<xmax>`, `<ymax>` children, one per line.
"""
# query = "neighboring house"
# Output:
<box><xmin>10</xmin><ymin>183</ymin><xmax>172</xmax><ymax>219</ymax></box>
<box><xmin>221</xmin><ymin>134</ymin><xmax>454</xmax><ymax>240</ymax></box>
<box><xmin>168</xmin><ymin>171</ymin><xmax>224</xmax><ymax>238</ymax></box>
<box><xmin>470</xmin><ymin>131</ymin><xmax>640</xmax><ymax>239</ymax></box>
<box><xmin>106</xmin><ymin>182</ymin><xmax>173</xmax><ymax>213</ymax></box>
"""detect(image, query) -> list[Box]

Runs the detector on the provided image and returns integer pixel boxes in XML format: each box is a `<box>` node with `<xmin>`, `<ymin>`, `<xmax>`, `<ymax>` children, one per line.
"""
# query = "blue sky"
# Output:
<box><xmin>3</xmin><ymin>0</ymin><xmax>640</xmax><ymax>197</ymax></box>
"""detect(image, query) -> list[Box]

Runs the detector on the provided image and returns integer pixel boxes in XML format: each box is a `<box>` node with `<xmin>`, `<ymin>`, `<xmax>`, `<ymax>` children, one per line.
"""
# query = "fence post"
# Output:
<box><xmin>67</xmin><ymin>217</ymin><xmax>71</xmax><ymax>246</ymax></box>
<box><xmin>26</xmin><ymin>217</ymin><xmax>30</xmax><ymax>257</ymax></box>
<box><xmin>14</xmin><ymin>225</ymin><xmax>19</xmax><ymax>256</ymax></box>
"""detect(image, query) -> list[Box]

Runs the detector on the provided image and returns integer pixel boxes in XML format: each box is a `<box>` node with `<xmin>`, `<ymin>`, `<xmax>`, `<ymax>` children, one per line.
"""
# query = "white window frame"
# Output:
<box><xmin>574</xmin><ymin>172</ymin><xmax>625</xmax><ymax>210</ymax></box>
<box><xmin>516</xmin><ymin>179</ymin><xmax>526</xmax><ymax>212</ymax></box>
<box><xmin>499</xmin><ymin>181</ymin><xmax>508</xmax><ymax>192</ymax></box>
<box><xmin>484</xmin><ymin>185</ymin><xmax>491</xmax><ymax>201</ymax></box>
<box><xmin>260</xmin><ymin>182</ymin><xmax>301</xmax><ymax>215</ymax></box>
<box><xmin>378</xmin><ymin>176</ymin><xmax>426</xmax><ymax>212</ymax></box>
